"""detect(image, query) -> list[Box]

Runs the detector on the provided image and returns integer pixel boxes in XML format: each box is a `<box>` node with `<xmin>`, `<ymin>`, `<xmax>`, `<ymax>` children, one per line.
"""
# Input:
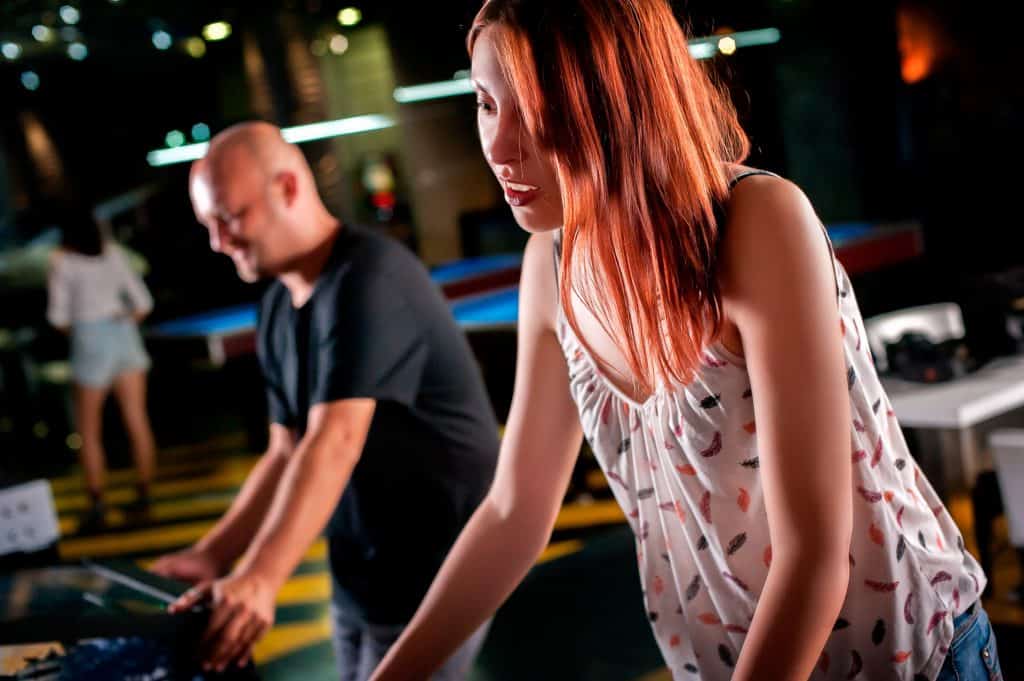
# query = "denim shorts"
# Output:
<box><xmin>70</xmin><ymin>319</ymin><xmax>151</xmax><ymax>388</ymax></box>
<box><xmin>935</xmin><ymin>602</ymin><xmax>1002</xmax><ymax>681</ymax></box>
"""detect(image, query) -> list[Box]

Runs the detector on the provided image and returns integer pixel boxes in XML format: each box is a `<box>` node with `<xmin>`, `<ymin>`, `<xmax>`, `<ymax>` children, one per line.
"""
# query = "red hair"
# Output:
<box><xmin>469</xmin><ymin>0</ymin><xmax>749</xmax><ymax>394</ymax></box>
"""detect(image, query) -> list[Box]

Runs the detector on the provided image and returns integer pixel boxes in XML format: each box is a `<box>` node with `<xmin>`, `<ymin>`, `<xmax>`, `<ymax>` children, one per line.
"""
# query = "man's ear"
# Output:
<box><xmin>274</xmin><ymin>170</ymin><xmax>299</xmax><ymax>207</ymax></box>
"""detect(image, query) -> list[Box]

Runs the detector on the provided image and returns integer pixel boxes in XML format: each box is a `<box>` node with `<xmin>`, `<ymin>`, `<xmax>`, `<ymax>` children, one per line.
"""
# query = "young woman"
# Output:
<box><xmin>46</xmin><ymin>203</ymin><xmax>157</xmax><ymax>531</ymax></box>
<box><xmin>370</xmin><ymin>1</ymin><xmax>999</xmax><ymax>679</ymax></box>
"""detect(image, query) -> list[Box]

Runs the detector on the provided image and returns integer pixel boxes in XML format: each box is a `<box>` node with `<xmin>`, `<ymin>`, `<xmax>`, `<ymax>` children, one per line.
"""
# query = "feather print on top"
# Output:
<box><xmin>551</xmin><ymin>184</ymin><xmax>986</xmax><ymax>680</ymax></box>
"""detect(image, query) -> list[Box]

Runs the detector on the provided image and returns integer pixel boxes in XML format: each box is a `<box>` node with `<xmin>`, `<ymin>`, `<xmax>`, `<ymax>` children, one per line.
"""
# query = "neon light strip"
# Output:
<box><xmin>394</xmin><ymin>79</ymin><xmax>475</xmax><ymax>103</ymax></box>
<box><xmin>146</xmin><ymin>113</ymin><xmax>397</xmax><ymax>167</ymax></box>
<box><xmin>688</xmin><ymin>28</ymin><xmax>782</xmax><ymax>51</ymax></box>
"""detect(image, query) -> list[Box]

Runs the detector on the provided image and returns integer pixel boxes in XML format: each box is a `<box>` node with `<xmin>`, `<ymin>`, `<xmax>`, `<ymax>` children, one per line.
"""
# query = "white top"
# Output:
<box><xmin>46</xmin><ymin>242</ymin><xmax>153</xmax><ymax>328</ymax></box>
<box><xmin>556</xmin><ymin>242</ymin><xmax>985</xmax><ymax>680</ymax></box>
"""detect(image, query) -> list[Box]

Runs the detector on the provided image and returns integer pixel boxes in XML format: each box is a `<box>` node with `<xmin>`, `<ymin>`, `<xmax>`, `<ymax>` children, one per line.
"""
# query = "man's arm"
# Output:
<box><xmin>169</xmin><ymin>399</ymin><xmax>374</xmax><ymax>672</ymax></box>
<box><xmin>236</xmin><ymin>399</ymin><xmax>373</xmax><ymax>582</ymax></box>
<box><xmin>151</xmin><ymin>424</ymin><xmax>296</xmax><ymax>582</ymax></box>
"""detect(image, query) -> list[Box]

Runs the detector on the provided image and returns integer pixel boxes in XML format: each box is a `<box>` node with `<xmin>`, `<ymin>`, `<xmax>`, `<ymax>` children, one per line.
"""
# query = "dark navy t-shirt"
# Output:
<box><xmin>257</xmin><ymin>225</ymin><xmax>499</xmax><ymax>624</ymax></box>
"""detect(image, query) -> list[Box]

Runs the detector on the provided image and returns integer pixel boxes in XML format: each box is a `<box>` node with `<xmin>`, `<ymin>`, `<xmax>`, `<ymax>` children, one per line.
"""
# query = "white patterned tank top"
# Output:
<box><xmin>553</xmin><ymin>171</ymin><xmax>986</xmax><ymax>680</ymax></box>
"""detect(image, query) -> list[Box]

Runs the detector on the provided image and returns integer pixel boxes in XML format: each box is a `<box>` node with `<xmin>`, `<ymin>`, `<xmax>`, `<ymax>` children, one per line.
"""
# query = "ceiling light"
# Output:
<box><xmin>337</xmin><ymin>8</ymin><xmax>361</xmax><ymax>27</ymax></box>
<box><xmin>152</xmin><ymin>30</ymin><xmax>172</xmax><ymax>50</ymax></box>
<box><xmin>21</xmin><ymin>71</ymin><xmax>41</xmax><ymax>91</ymax></box>
<box><xmin>59</xmin><ymin>5</ymin><xmax>80</xmax><ymax>25</ymax></box>
<box><xmin>1</xmin><ymin>42</ymin><xmax>21</xmax><ymax>60</ymax></box>
<box><xmin>67</xmin><ymin>42</ymin><xmax>88</xmax><ymax>60</ymax></box>
<box><xmin>184</xmin><ymin>36</ymin><xmax>206</xmax><ymax>58</ymax></box>
<box><xmin>202</xmin><ymin>21</ymin><xmax>231</xmax><ymax>42</ymax></box>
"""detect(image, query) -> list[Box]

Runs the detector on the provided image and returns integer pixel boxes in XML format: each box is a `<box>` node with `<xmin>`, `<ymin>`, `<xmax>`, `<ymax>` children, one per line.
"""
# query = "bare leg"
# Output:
<box><xmin>74</xmin><ymin>378</ymin><xmax>110</xmax><ymax>528</ymax></box>
<box><xmin>112</xmin><ymin>369</ymin><xmax>156</xmax><ymax>499</ymax></box>
<box><xmin>74</xmin><ymin>383</ymin><xmax>109</xmax><ymax>504</ymax></box>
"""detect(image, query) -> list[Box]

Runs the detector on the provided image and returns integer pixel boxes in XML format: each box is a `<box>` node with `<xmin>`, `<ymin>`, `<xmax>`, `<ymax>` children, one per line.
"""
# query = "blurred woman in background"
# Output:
<box><xmin>46</xmin><ymin>203</ymin><xmax>156</xmax><ymax>532</ymax></box>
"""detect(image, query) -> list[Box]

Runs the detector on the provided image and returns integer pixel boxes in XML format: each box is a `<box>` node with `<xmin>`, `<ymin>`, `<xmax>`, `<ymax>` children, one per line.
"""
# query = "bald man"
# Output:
<box><xmin>151</xmin><ymin>123</ymin><xmax>498</xmax><ymax>680</ymax></box>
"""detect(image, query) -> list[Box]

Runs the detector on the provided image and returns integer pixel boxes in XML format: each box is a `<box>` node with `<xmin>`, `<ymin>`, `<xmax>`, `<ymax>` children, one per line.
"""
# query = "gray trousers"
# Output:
<box><xmin>330</xmin><ymin>602</ymin><xmax>490</xmax><ymax>681</ymax></box>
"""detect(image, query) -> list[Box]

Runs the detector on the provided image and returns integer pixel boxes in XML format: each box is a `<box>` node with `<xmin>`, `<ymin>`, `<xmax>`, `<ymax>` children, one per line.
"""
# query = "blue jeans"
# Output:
<box><xmin>936</xmin><ymin>603</ymin><xmax>1002</xmax><ymax>681</ymax></box>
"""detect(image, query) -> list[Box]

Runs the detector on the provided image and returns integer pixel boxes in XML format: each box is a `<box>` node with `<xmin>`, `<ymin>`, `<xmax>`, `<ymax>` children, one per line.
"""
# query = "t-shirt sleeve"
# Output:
<box><xmin>257</xmin><ymin>294</ymin><xmax>296</xmax><ymax>428</ymax></box>
<box><xmin>46</xmin><ymin>253</ymin><xmax>71</xmax><ymax>328</ymax></box>
<box><xmin>313</xmin><ymin>272</ymin><xmax>429</xmax><ymax>406</ymax></box>
<box><xmin>111</xmin><ymin>244</ymin><xmax>154</xmax><ymax>315</ymax></box>
<box><xmin>264</xmin><ymin>374</ymin><xmax>294</xmax><ymax>428</ymax></box>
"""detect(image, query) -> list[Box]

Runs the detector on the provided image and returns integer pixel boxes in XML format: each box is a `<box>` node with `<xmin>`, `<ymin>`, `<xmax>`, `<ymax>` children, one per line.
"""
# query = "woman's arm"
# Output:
<box><xmin>112</xmin><ymin>243</ymin><xmax>154</xmax><ymax>322</ymax></box>
<box><xmin>369</xmin><ymin>231</ymin><xmax>584</xmax><ymax>680</ymax></box>
<box><xmin>719</xmin><ymin>176</ymin><xmax>854</xmax><ymax>681</ymax></box>
<box><xmin>46</xmin><ymin>249</ymin><xmax>70</xmax><ymax>333</ymax></box>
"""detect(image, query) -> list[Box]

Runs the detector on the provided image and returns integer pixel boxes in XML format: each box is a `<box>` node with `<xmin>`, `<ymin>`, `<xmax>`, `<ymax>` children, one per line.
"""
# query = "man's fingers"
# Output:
<box><xmin>167</xmin><ymin>581</ymin><xmax>211</xmax><ymax>614</ymax></box>
<box><xmin>200</xmin><ymin>596</ymin><xmax>240</xmax><ymax>648</ymax></box>
<box><xmin>213</xmin><ymin>618</ymin><xmax>263</xmax><ymax>671</ymax></box>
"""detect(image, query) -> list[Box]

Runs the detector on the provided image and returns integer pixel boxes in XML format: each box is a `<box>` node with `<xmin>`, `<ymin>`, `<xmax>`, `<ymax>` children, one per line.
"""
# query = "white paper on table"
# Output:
<box><xmin>0</xmin><ymin>480</ymin><xmax>60</xmax><ymax>555</ymax></box>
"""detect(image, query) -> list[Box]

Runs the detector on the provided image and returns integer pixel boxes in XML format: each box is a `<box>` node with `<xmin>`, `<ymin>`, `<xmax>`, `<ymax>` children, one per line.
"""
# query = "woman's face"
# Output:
<box><xmin>471</xmin><ymin>27</ymin><xmax>564</xmax><ymax>233</ymax></box>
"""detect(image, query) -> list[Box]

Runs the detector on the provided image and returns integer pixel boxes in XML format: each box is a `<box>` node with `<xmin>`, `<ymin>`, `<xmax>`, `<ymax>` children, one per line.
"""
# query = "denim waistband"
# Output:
<box><xmin>953</xmin><ymin>601</ymin><xmax>977</xmax><ymax>630</ymax></box>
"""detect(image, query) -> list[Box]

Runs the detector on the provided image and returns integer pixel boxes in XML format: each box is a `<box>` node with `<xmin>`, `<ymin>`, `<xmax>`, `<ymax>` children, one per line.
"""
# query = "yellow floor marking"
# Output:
<box><xmin>277</xmin><ymin>573</ymin><xmax>331</xmax><ymax>606</ymax></box>
<box><xmin>60</xmin><ymin>520</ymin><xmax>216</xmax><ymax>559</ymax></box>
<box><xmin>53</xmin><ymin>462</ymin><xmax>254</xmax><ymax>513</ymax></box>
<box><xmin>585</xmin><ymin>468</ymin><xmax>609</xmax><ymax>491</ymax></box>
<box><xmin>537</xmin><ymin>539</ymin><xmax>584</xmax><ymax>565</ymax></box>
<box><xmin>48</xmin><ymin>455</ymin><xmax>257</xmax><ymax>496</ymax></box>
<box><xmin>304</xmin><ymin>539</ymin><xmax>327</xmax><ymax>562</ymax></box>
<box><xmin>59</xmin><ymin>495</ymin><xmax>235</xmax><ymax>536</ymax></box>
<box><xmin>554</xmin><ymin>499</ymin><xmax>625</xmax><ymax>530</ymax></box>
<box><xmin>252</xmin><ymin>617</ymin><xmax>333</xmax><ymax>665</ymax></box>
<box><xmin>633</xmin><ymin>668</ymin><xmax>674</xmax><ymax>681</ymax></box>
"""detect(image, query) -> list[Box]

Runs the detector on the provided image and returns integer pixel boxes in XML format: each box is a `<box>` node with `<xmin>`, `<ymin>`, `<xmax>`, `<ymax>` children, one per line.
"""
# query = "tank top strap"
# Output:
<box><xmin>723</xmin><ymin>169</ymin><xmax>842</xmax><ymax>302</ymax></box>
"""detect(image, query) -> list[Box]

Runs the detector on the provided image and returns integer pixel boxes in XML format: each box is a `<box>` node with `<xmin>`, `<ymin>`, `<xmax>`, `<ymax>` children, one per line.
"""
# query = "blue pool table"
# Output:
<box><xmin>149</xmin><ymin>254</ymin><xmax>523</xmax><ymax>365</ymax></box>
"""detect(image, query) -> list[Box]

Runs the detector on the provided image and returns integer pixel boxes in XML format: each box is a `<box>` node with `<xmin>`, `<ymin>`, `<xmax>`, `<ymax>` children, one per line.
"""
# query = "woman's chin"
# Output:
<box><xmin>511</xmin><ymin>208</ymin><xmax>562</xmax><ymax>234</ymax></box>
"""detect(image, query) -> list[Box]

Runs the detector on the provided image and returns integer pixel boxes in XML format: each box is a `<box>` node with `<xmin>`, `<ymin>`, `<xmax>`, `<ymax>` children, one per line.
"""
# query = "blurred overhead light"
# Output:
<box><xmin>21</xmin><ymin>71</ymin><xmax>40</xmax><ymax>91</ymax></box>
<box><xmin>394</xmin><ymin>28</ymin><xmax>781</xmax><ymax>105</ymax></box>
<box><xmin>688</xmin><ymin>27</ymin><xmax>781</xmax><ymax>56</ymax></box>
<box><xmin>147</xmin><ymin>143</ymin><xmax>208</xmax><ymax>166</ymax></box>
<box><xmin>329</xmin><ymin>34</ymin><xmax>349</xmax><ymax>55</ymax></box>
<box><xmin>394</xmin><ymin>79</ymin><xmax>474</xmax><ymax>103</ymax></box>
<box><xmin>202</xmin><ymin>21</ymin><xmax>232</xmax><ymax>42</ymax></box>
<box><xmin>191</xmin><ymin>122</ymin><xmax>211</xmax><ymax>142</ymax></box>
<box><xmin>67</xmin><ymin>42</ymin><xmax>88</xmax><ymax>60</ymax></box>
<box><xmin>282</xmin><ymin>114</ymin><xmax>394</xmax><ymax>144</ymax></box>
<box><xmin>337</xmin><ymin>7</ymin><xmax>362</xmax><ymax>27</ymax></box>
<box><xmin>165</xmin><ymin>130</ymin><xmax>186</xmax><ymax>147</ymax></box>
<box><xmin>184</xmin><ymin>37</ymin><xmax>206</xmax><ymax>58</ymax></box>
<box><xmin>59</xmin><ymin>5</ymin><xmax>80</xmax><ymax>25</ymax></box>
<box><xmin>147</xmin><ymin>114</ymin><xmax>396</xmax><ymax>167</ymax></box>
<box><xmin>688</xmin><ymin>42</ymin><xmax>716</xmax><ymax>59</ymax></box>
<box><xmin>32</xmin><ymin>25</ymin><xmax>55</xmax><ymax>43</ymax></box>
<box><xmin>152</xmin><ymin>30</ymin><xmax>172</xmax><ymax>50</ymax></box>
<box><xmin>1</xmin><ymin>42</ymin><xmax>21</xmax><ymax>60</ymax></box>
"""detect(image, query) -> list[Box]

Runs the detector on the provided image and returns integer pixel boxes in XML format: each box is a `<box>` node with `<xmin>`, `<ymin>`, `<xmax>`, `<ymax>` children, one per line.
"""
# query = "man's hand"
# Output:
<box><xmin>151</xmin><ymin>547</ymin><xmax>224</xmax><ymax>585</ymax></box>
<box><xmin>168</xmin><ymin>568</ymin><xmax>279</xmax><ymax>672</ymax></box>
